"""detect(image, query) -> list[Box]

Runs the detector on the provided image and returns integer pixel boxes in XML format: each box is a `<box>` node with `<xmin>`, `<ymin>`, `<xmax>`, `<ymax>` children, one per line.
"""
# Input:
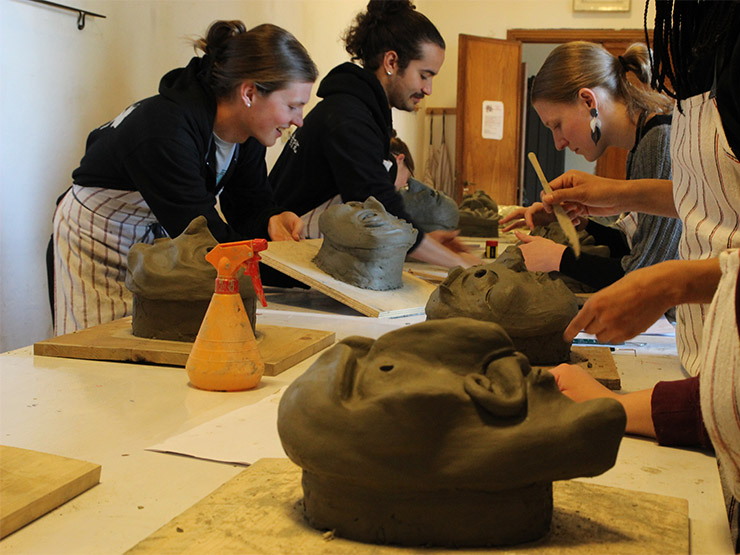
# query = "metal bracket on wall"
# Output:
<box><xmin>24</xmin><ymin>0</ymin><xmax>106</xmax><ymax>30</ymax></box>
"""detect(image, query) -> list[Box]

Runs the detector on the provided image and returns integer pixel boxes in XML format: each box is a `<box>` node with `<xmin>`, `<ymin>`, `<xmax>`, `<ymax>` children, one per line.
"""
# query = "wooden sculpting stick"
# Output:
<box><xmin>528</xmin><ymin>152</ymin><xmax>581</xmax><ymax>257</ymax></box>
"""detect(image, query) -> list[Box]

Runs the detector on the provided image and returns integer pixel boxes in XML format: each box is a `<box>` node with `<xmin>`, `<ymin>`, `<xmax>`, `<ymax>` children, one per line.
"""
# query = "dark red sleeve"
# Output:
<box><xmin>651</xmin><ymin>376</ymin><xmax>713</xmax><ymax>450</ymax></box>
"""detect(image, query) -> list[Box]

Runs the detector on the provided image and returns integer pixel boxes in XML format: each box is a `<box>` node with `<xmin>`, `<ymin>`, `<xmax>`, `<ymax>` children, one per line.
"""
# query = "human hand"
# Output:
<box><xmin>542</xmin><ymin>170</ymin><xmax>629</xmax><ymax>220</ymax></box>
<box><xmin>548</xmin><ymin>363</ymin><xmax>616</xmax><ymax>403</ymax></box>
<box><xmin>500</xmin><ymin>202</ymin><xmax>556</xmax><ymax>232</ymax></box>
<box><xmin>267</xmin><ymin>211</ymin><xmax>304</xmax><ymax>241</ymax></box>
<box><xmin>513</xmin><ymin>231</ymin><xmax>566</xmax><ymax>272</ymax></box>
<box><xmin>563</xmin><ymin>262</ymin><xmax>680</xmax><ymax>343</ymax></box>
<box><xmin>427</xmin><ymin>229</ymin><xmax>470</xmax><ymax>253</ymax></box>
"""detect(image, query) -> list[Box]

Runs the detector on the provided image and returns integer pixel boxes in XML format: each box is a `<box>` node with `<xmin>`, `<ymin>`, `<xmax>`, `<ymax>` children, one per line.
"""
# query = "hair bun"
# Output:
<box><xmin>366</xmin><ymin>0</ymin><xmax>414</xmax><ymax>19</ymax></box>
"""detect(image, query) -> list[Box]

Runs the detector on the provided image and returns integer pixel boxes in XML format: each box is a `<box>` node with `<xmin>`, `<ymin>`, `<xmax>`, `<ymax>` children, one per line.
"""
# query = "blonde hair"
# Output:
<box><xmin>531</xmin><ymin>41</ymin><xmax>672</xmax><ymax>117</ymax></box>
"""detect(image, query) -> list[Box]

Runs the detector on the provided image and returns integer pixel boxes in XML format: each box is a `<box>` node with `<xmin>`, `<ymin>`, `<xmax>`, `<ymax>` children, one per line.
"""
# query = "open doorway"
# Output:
<box><xmin>454</xmin><ymin>29</ymin><xmax>650</xmax><ymax>206</ymax></box>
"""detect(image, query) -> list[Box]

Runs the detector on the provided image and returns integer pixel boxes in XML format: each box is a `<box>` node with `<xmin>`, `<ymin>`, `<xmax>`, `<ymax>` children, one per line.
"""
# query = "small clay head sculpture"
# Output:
<box><xmin>457</xmin><ymin>190</ymin><xmax>501</xmax><ymax>237</ymax></box>
<box><xmin>278</xmin><ymin>317</ymin><xmax>626</xmax><ymax>547</ymax></box>
<box><xmin>399</xmin><ymin>177</ymin><xmax>459</xmax><ymax>232</ymax></box>
<box><xmin>125</xmin><ymin>216</ymin><xmax>257</xmax><ymax>341</ymax></box>
<box><xmin>313</xmin><ymin>196</ymin><xmax>417</xmax><ymax>290</ymax></box>
<box><xmin>425</xmin><ymin>261</ymin><xmax>578</xmax><ymax>364</ymax></box>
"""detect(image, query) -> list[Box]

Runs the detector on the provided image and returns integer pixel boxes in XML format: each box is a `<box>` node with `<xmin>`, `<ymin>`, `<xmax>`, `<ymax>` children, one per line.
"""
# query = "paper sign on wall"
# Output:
<box><xmin>482</xmin><ymin>100</ymin><xmax>504</xmax><ymax>140</ymax></box>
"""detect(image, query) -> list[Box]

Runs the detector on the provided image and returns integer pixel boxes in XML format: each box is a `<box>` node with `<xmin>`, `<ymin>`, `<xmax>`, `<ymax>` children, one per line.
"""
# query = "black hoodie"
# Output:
<box><xmin>72</xmin><ymin>56</ymin><xmax>280</xmax><ymax>242</ymax></box>
<box><xmin>270</xmin><ymin>62</ymin><xmax>423</xmax><ymax>248</ymax></box>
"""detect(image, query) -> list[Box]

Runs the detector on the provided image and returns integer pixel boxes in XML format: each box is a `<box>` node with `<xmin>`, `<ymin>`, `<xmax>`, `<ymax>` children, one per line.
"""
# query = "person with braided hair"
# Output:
<box><xmin>530</xmin><ymin>1</ymin><xmax>740</xmax><ymax>544</ymax></box>
<box><xmin>500</xmin><ymin>41</ymin><xmax>682</xmax><ymax>293</ymax></box>
<box><xmin>52</xmin><ymin>20</ymin><xmax>318</xmax><ymax>335</ymax></box>
<box><xmin>270</xmin><ymin>0</ymin><xmax>480</xmax><ymax>268</ymax></box>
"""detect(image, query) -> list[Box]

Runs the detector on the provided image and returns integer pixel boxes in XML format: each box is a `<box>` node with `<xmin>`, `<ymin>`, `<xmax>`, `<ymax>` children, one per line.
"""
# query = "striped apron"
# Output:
<box><xmin>52</xmin><ymin>185</ymin><xmax>162</xmax><ymax>335</ymax></box>
<box><xmin>671</xmin><ymin>91</ymin><xmax>740</xmax><ymax>376</ymax></box>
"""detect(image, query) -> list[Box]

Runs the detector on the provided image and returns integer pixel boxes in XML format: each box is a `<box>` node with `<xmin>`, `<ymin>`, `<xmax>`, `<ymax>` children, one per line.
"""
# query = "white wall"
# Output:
<box><xmin>0</xmin><ymin>0</ymin><xmax>653</xmax><ymax>351</ymax></box>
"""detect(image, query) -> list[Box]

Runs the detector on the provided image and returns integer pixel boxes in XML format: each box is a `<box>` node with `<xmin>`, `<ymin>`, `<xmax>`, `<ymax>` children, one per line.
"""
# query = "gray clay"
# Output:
<box><xmin>125</xmin><ymin>216</ymin><xmax>257</xmax><ymax>341</ymax></box>
<box><xmin>277</xmin><ymin>318</ymin><xmax>626</xmax><ymax>547</ymax></box>
<box><xmin>313</xmin><ymin>197</ymin><xmax>417</xmax><ymax>290</ymax></box>
<box><xmin>425</xmin><ymin>261</ymin><xmax>578</xmax><ymax>364</ymax></box>
<box><xmin>399</xmin><ymin>178</ymin><xmax>459</xmax><ymax>232</ymax></box>
<box><xmin>457</xmin><ymin>190</ymin><xmax>501</xmax><ymax>237</ymax></box>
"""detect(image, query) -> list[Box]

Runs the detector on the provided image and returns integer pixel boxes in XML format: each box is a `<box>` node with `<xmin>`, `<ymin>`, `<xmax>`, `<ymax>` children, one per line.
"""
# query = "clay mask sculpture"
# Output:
<box><xmin>457</xmin><ymin>190</ymin><xmax>501</xmax><ymax>237</ymax></box>
<box><xmin>125</xmin><ymin>216</ymin><xmax>257</xmax><ymax>341</ymax></box>
<box><xmin>425</xmin><ymin>262</ymin><xmax>578</xmax><ymax>364</ymax></box>
<box><xmin>313</xmin><ymin>196</ymin><xmax>417</xmax><ymax>290</ymax></box>
<box><xmin>278</xmin><ymin>318</ymin><xmax>626</xmax><ymax>547</ymax></box>
<box><xmin>399</xmin><ymin>177</ymin><xmax>459</xmax><ymax>232</ymax></box>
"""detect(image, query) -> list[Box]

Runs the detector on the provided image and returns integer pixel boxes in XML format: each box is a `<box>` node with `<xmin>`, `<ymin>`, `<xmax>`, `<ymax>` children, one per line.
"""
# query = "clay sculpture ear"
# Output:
<box><xmin>463</xmin><ymin>356</ymin><xmax>527</xmax><ymax>417</ymax></box>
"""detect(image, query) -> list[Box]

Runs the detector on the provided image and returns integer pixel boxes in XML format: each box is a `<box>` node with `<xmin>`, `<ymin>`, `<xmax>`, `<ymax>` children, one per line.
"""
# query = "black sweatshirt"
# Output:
<box><xmin>270</xmin><ymin>62</ymin><xmax>423</xmax><ymax>249</ymax></box>
<box><xmin>72</xmin><ymin>56</ymin><xmax>280</xmax><ymax>243</ymax></box>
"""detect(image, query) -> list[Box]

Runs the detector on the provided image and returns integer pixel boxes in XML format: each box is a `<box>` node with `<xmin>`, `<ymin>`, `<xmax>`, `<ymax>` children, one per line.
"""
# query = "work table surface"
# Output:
<box><xmin>0</xmin><ymin>291</ymin><xmax>733</xmax><ymax>554</ymax></box>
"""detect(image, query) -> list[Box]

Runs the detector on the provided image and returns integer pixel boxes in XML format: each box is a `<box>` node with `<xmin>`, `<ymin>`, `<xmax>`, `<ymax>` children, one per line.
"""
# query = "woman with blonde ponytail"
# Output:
<box><xmin>501</xmin><ymin>40</ymin><xmax>682</xmax><ymax>293</ymax></box>
<box><xmin>52</xmin><ymin>20</ymin><xmax>318</xmax><ymax>335</ymax></box>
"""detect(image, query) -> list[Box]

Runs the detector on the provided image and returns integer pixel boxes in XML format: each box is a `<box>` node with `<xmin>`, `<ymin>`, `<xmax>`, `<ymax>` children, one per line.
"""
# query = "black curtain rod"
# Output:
<box><xmin>24</xmin><ymin>0</ymin><xmax>106</xmax><ymax>30</ymax></box>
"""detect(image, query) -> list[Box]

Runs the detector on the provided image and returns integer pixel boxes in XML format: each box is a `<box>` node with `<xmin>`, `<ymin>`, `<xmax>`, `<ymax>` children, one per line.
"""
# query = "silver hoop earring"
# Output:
<box><xmin>590</xmin><ymin>108</ymin><xmax>602</xmax><ymax>145</ymax></box>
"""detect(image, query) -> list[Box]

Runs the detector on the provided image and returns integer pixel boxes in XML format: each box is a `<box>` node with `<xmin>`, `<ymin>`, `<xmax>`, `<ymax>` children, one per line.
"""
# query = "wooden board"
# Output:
<box><xmin>127</xmin><ymin>457</ymin><xmax>688</xmax><ymax>554</ymax></box>
<box><xmin>33</xmin><ymin>317</ymin><xmax>335</xmax><ymax>377</ymax></box>
<box><xmin>534</xmin><ymin>346</ymin><xmax>621</xmax><ymax>390</ymax></box>
<box><xmin>0</xmin><ymin>445</ymin><xmax>101</xmax><ymax>539</ymax></box>
<box><xmin>259</xmin><ymin>239</ymin><xmax>436</xmax><ymax>318</ymax></box>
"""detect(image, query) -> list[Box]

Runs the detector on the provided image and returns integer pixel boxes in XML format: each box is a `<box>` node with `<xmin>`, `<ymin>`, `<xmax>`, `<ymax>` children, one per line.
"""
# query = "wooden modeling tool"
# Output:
<box><xmin>527</xmin><ymin>152</ymin><xmax>581</xmax><ymax>257</ymax></box>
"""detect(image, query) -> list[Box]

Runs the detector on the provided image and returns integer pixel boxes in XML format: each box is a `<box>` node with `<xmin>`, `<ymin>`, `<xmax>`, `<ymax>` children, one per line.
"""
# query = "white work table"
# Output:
<box><xmin>0</xmin><ymin>291</ymin><xmax>733</xmax><ymax>554</ymax></box>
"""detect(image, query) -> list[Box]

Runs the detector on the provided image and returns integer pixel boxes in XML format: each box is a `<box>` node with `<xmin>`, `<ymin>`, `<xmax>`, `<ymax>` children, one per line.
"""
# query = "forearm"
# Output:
<box><xmin>617</xmin><ymin>388</ymin><xmax>656</xmax><ymax>438</ymax></box>
<box><xmin>623</xmin><ymin>179</ymin><xmax>677</xmax><ymax>217</ymax></box>
<box><xmin>667</xmin><ymin>258</ymin><xmax>723</xmax><ymax>305</ymax></box>
<box><xmin>408</xmin><ymin>235</ymin><xmax>475</xmax><ymax>268</ymax></box>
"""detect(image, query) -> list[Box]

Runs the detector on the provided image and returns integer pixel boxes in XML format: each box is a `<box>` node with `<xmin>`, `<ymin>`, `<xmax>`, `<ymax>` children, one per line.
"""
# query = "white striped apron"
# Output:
<box><xmin>300</xmin><ymin>194</ymin><xmax>342</xmax><ymax>239</ymax></box>
<box><xmin>700</xmin><ymin>249</ymin><xmax>740</xmax><ymax>502</ymax></box>
<box><xmin>52</xmin><ymin>185</ymin><xmax>161</xmax><ymax>335</ymax></box>
<box><xmin>671</xmin><ymin>91</ymin><xmax>740</xmax><ymax>376</ymax></box>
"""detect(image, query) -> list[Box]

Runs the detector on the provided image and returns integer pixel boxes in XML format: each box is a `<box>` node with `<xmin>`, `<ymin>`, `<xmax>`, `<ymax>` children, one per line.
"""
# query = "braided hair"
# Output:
<box><xmin>648</xmin><ymin>0</ymin><xmax>740</xmax><ymax>101</ymax></box>
<box><xmin>343</xmin><ymin>0</ymin><xmax>445</xmax><ymax>71</ymax></box>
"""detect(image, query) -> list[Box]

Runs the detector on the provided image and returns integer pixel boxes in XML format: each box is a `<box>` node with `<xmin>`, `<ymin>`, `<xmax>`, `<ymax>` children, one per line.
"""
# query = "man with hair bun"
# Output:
<box><xmin>270</xmin><ymin>0</ymin><xmax>480</xmax><ymax>268</ymax></box>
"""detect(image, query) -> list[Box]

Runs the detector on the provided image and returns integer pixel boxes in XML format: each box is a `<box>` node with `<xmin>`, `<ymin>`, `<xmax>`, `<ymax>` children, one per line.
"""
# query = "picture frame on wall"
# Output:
<box><xmin>573</xmin><ymin>0</ymin><xmax>631</xmax><ymax>12</ymax></box>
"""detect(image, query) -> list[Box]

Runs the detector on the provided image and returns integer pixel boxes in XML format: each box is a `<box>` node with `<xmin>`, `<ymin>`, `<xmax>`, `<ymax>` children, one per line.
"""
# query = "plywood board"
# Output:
<box><xmin>127</xmin><ymin>458</ymin><xmax>688</xmax><ymax>554</ymax></box>
<box><xmin>259</xmin><ymin>239</ymin><xmax>436</xmax><ymax>318</ymax></box>
<box><xmin>0</xmin><ymin>445</ymin><xmax>101</xmax><ymax>539</ymax></box>
<box><xmin>33</xmin><ymin>317</ymin><xmax>334</xmax><ymax>377</ymax></box>
<box><xmin>534</xmin><ymin>346</ymin><xmax>621</xmax><ymax>390</ymax></box>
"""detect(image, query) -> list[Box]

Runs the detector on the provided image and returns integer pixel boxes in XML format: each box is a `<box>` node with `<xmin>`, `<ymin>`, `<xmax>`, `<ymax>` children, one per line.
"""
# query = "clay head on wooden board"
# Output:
<box><xmin>125</xmin><ymin>216</ymin><xmax>257</xmax><ymax>341</ymax></box>
<box><xmin>399</xmin><ymin>177</ymin><xmax>459</xmax><ymax>232</ymax></box>
<box><xmin>457</xmin><ymin>190</ymin><xmax>501</xmax><ymax>237</ymax></box>
<box><xmin>313</xmin><ymin>196</ymin><xmax>417</xmax><ymax>290</ymax></box>
<box><xmin>278</xmin><ymin>317</ymin><xmax>626</xmax><ymax>547</ymax></box>
<box><xmin>425</xmin><ymin>261</ymin><xmax>578</xmax><ymax>364</ymax></box>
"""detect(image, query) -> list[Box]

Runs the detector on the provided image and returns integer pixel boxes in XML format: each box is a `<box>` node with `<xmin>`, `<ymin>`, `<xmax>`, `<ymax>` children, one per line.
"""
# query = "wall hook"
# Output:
<box><xmin>24</xmin><ymin>0</ymin><xmax>106</xmax><ymax>30</ymax></box>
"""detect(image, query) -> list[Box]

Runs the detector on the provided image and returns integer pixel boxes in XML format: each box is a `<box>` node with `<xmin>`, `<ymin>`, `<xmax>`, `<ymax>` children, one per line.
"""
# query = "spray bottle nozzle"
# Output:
<box><xmin>204</xmin><ymin>239</ymin><xmax>269</xmax><ymax>307</ymax></box>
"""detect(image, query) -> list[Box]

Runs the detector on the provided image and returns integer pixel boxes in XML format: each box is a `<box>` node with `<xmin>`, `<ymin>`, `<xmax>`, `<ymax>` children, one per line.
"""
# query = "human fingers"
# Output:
<box><xmin>499</xmin><ymin>207</ymin><xmax>527</xmax><ymax>225</ymax></box>
<box><xmin>502</xmin><ymin>219</ymin><xmax>528</xmax><ymax>232</ymax></box>
<box><xmin>513</xmin><ymin>230</ymin><xmax>534</xmax><ymax>243</ymax></box>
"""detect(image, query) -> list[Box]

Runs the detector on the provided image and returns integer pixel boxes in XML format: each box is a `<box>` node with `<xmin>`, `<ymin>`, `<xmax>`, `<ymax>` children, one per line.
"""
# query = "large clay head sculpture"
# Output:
<box><xmin>313</xmin><ymin>196</ymin><xmax>417</xmax><ymax>290</ymax></box>
<box><xmin>399</xmin><ymin>177</ymin><xmax>459</xmax><ymax>232</ymax></box>
<box><xmin>457</xmin><ymin>190</ymin><xmax>501</xmax><ymax>237</ymax></box>
<box><xmin>278</xmin><ymin>318</ymin><xmax>626</xmax><ymax>547</ymax></box>
<box><xmin>125</xmin><ymin>216</ymin><xmax>257</xmax><ymax>341</ymax></box>
<box><xmin>425</xmin><ymin>262</ymin><xmax>578</xmax><ymax>364</ymax></box>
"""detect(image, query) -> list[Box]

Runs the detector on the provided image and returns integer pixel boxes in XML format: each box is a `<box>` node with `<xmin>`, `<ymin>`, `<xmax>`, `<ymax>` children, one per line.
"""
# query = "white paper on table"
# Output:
<box><xmin>147</xmin><ymin>389</ymin><xmax>287</xmax><ymax>465</ymax></box>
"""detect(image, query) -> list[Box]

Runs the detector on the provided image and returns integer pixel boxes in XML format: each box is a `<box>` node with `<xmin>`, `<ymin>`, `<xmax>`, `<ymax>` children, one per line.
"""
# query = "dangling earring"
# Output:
<box><xmin>590</xmin><ymin>108</ymin><xmax>601</xmax><ymax>145</ymax></box>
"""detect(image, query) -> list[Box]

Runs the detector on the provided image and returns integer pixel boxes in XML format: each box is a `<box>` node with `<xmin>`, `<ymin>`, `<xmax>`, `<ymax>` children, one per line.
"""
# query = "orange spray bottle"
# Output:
<box><xmin>186</xmin><ymin>239</ymin><xmax>268</xmax><ymax>391</ymax></box>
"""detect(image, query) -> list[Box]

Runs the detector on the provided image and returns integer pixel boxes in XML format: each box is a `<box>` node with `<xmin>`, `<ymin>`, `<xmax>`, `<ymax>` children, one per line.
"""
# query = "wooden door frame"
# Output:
<box><xmin>506</xmin><ymin>28</ymin><xmax>652</xmax><ymax>43</ymax></box>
